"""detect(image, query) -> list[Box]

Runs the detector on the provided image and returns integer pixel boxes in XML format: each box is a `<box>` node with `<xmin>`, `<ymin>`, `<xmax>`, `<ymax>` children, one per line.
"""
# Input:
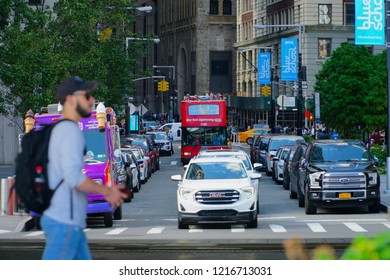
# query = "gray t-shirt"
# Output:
<box><xmin>44</xmin><ymin>120</ymin><xmax>87</xmax><ymax>228</ymax></box>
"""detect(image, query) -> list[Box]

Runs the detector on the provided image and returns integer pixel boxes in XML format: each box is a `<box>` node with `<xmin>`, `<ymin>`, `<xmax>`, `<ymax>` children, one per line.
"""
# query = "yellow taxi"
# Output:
<box><xmin>239</xmin><ymin>126</ymin><xmax>270</xmax><ymax>143</ymax></box>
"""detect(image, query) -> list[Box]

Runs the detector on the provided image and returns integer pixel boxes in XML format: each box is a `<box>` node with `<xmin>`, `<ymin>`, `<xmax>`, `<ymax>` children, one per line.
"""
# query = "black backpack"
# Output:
<box><xmin>13</xmin><ymin>120</ymin><xmax>64</xmax><ymax>214</ymax></box>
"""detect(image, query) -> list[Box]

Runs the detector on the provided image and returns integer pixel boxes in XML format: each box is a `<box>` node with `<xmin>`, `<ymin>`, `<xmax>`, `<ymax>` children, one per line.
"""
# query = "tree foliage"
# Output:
<box><xmin>314</xmin><ymin>43</ymin><xmax>387</xmax><ymax>138</ymax></box>
<box><xmin>0</xmin><ymin>0</ymin><xmax>156</xmax><ymax>128</ymax></box>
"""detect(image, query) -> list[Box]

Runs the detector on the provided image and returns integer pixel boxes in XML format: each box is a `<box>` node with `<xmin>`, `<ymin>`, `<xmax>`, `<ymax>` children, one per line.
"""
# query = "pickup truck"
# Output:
<box><xmin>297</xmin><ymin>139</ymin><xmax>381</xmax><ymax>214</ymax></box>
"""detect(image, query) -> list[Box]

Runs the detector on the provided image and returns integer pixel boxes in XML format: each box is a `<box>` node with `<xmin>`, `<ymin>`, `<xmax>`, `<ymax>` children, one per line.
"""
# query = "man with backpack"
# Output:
<box><xmin>40</xmin><ymin>77</ymin><xmax>128</xmax><ymax>260</ymax></box>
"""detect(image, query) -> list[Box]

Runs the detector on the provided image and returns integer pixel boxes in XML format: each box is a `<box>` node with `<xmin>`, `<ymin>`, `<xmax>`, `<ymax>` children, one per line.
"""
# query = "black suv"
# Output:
<box><xmin>297</xmin><ymin>139</ymin><xmax>380</xmax><ymax>214</ymax></box>
<box><xmin>248</xmin><ymin>135</ymin><xmax>272</xmax><ymax>170</ymax></box>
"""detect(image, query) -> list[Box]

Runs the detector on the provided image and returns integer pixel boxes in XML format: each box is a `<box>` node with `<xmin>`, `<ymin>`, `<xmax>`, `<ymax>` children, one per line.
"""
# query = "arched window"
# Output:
<box><xmin>210</xmin><ymin>0</ymin><xmax>219</xmax><ymax>15</ymax></box>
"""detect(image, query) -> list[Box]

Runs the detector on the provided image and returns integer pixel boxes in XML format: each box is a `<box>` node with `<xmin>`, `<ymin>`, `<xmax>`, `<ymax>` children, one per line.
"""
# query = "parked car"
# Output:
<box><xmin>120</xmin><ymin>150</ymin><xmax>141</xmax><ymax>193</ymax></box>
<box><xmin>121</xmin><ymin>136</ymin><xmax>160</xmax><ymax>172</ymax></box>
<box><xmin>265</xmin><ymin>135</ymin><xmax>306</xmax><ymax>176</ymax></box>
<box><xmin>147</xmin><ymin>131</ymin><xmax>173</xmax><ymax>156</ymax></box>
<box><xmin>288</xmin><ymin>144</ymin><xmax>307</xmax><ymax>200</ymax></box>
<box><xmin>282</xmin><ymin>145</ymin><xmax>299</xmax><ymax>190</ymax></box>
<box><xmin>171</xmin><ymin>157</ymin><xmax>262</xmax><ymax>229</ymax></box>
<box><xmin>272</xmin><ymin>145</ymin><xmax>294</xmax><ymax>185</ymax></box>
<box><xmin>297</xmin><ymin>139</ymin><xmax>381</xmax><ymax>214</ymax></box>
<box><xmin>122</xmin><ymin>147</ymin><xmax>149</xmax><ymax>184</ymax></box>
<box><xmin>130</xmin><ymin>144</ymin><xmax>152</xmax><ymax>181</ymax></box>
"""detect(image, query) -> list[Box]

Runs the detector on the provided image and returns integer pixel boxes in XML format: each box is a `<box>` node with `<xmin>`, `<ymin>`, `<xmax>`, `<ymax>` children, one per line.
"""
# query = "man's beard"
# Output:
<box><xmin>76</xmin><ymin>103</ymin><xmax>92</xmax><ymax>118</ymax></box>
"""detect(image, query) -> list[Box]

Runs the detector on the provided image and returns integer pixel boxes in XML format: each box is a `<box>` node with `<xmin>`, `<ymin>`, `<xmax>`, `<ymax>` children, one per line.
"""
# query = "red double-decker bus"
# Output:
<box><xmin>181</xmin><ymin>98</ymin><xmax>228</xmax><ymax>164</ymax></box>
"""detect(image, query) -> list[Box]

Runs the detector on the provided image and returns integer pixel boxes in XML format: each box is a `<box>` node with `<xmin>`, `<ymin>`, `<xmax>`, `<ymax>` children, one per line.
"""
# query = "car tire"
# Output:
<box><xmin>246</xmin><ymin>137</ymin><xmax>253</xmax><ymax>145</ymax></box>
<box><xmin>298</xmin><ymin>183</ymin><xmax>304</xmax><ymax>207</ymax></box>
<box><xmin>178</xmin><ymin>219</ymin><xmax>189</xmax><ymax>229</ymax></box>
<box><xmin>114</xmin><ymin>205</ymin><xmax>122</xmax><ymax>220</ymax></box>
<box><xmin>368</xmin><ymin>199</ymin><xmax>381</xmax><ymax>213</ymax></box>
<box><xmin>304</xmin><ymin>187</ymin><xmax>316</xmax><ymax>214</ymax></box>
<box><xmin>103</xmin><ymin>212</ymin><xmax>113</xmax><ymax>227</ymax></box>
<box><xmin>289</xmin><ymin>181</ymin><xmax>297</xmax><ymax>199</ymax></box>
<box><xmin>247</xmin><ymin>213</ymin><xmax>258</xmax><ymax>228</ymax></box>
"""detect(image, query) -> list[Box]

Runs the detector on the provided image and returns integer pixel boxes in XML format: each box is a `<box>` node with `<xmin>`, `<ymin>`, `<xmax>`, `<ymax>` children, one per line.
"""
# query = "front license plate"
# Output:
<box><xmin>339</xmin><ymin>192</ymin><xmax>351</xmax><ymax>199</ymax></box>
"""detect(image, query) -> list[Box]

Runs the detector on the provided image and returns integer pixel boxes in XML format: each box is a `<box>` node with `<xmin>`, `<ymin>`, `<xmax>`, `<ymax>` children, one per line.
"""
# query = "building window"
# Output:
<box><xmin>28</xmin><ymin>0</ymin><xmax>42</xmax><ymax>5</ymax></box>
<box><xmin>318</xmin><ymin>39</ymin><xmax>331</xmax><ymax>59</ymax></box>
<box><xmin>318</xmin><ymin>4</ymin><xmax>331</xmax><ymax>24</ymax></box>
<box><xmin>223</xmin><ymin>0</ymin><xmax>232</xmax><ymax>15</ymax></box>
<box><xmin>210</xmin><ymin>0</ymin><xmax>219</xmax><ymax>15</ymax></box>
<box><xmin>344</xmin><ymin>2</ymin><xmax>355</xmax><ymax>25</ymax></box>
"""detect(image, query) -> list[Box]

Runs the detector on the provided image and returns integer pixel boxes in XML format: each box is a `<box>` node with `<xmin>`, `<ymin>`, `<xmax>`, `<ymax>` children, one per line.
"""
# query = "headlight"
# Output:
<box><xmin>178</xmin><ymin>187</ymin><xmax>194</xmax><ymax>199</ymax></box>
<box><xmin>367</xmin><ymin>172</ymin><xmax>378</xmax><ymax>186</ymax></box>
<box><xmin>309</xmin><ymin>172</ymin><xmax>325</xmax><ymax>189</ymax></box>
<box><xmin>241</xmin><ymin>186</ymin><xmax>255</xmax><ymax>198</ymax></box>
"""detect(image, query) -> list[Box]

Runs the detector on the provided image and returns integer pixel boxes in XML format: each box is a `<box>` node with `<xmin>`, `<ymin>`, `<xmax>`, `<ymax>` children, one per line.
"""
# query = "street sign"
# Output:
<box><xmin>292</xmin><ymin>82</ymin><xmax>308</xmax><ymax>90</ymax></box>
<box><xmin>277</xmin><ymin>95</ymin><xmax>295</xmax><ymax>108</ymax></box>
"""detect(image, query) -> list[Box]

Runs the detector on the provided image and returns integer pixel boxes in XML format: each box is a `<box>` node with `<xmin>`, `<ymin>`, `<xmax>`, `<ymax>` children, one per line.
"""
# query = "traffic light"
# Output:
<box><xmin>261</xmin><ymin>86</ymin><xmax>271</xmax><ymax>96</ymax></box>
<box><xmin>309</xmin><ymin>114</ymin><xmax>314</xmax><ymax>121</ymax></box>
<box><xmin>163</xmin><ymin>81</ymin><xmax>169</xmax><ymax>91</ymax></box>
<box><xmin>158</xmin><ymin>81</ymin><xmax>163</xmax><ymax>91</ymax></box>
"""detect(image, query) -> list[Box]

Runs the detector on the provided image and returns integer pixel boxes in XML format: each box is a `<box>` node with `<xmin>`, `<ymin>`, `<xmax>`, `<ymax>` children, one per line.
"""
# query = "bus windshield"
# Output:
<box><xmin>182</xmin><ymin>127</ymin><xmax>227</xmax><ymax>146</ymax></box>
<box><xmin>83</xmin><ymin>130</ymin><xmax>107</xmax><ymax>162</ymax></box>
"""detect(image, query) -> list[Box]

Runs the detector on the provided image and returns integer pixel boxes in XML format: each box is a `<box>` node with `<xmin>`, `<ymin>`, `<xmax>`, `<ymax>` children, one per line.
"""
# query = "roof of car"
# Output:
<box><xmin>189</xmin><ymin>157</ymin><xmax>244</xmax><ymax>164</ymax></box>
<box><xmin>313</xmin><ymin>139</ymin><xmax>364</xmax><ymax>145</ymax></box>
<box><xmin>269</xmin><ymin>135</ymin><xmax>305</xmax><ymax>140</ymax></box>
<box><xmin>198</xmin><ymin>149</ymin><xmax>246</xmax><ymax>155</ymax></box>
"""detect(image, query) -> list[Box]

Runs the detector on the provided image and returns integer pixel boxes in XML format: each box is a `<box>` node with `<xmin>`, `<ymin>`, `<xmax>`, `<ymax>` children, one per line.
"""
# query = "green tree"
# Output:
<box><xmin>0</xmin><ymin>0</ymin><xmax>156</xmax><ymax>128</ymax></box>
<box><xmin>314</xmin><ymin>43</ymin><xmax>386</xmax><ymax>138</ymax></box>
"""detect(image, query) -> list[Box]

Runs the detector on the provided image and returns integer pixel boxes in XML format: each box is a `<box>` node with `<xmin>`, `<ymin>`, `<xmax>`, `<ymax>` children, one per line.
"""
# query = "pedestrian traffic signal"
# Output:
<box><xmin>309</xmin><ymin>114</ymin><xmax>314</xmax><ymax>121</ymax></box>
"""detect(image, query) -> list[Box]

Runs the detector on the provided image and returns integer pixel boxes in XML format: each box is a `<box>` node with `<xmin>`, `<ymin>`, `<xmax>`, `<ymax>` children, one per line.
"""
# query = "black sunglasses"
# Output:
<box><xmin>74</xmin><ymin>91</ymin><xmax>93</xmax><ymax>100</ymax></box>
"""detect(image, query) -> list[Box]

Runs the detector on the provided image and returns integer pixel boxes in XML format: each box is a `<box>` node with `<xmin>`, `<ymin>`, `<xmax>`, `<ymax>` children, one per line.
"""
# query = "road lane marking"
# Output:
<box><xmin>106</xmin><ymin>227</ymin><xmax>128</xmax><ymax>235</ymax></box>
<box><xmin>231</xmin><ymin>225</ymin><xmax>245</xmax><ymax>233</ymax></box>
<box><xmin>25</xmin><ymin>231</ymin><xmax>44</xmax><ymax>236</ymax></box>
<box><xmin>344</xmin><ymin>222</ymin><xmax>367</xmax><ymax>232</ymax></box>
<box><xmin>171</xmin><ymin>161</ymin><xmax>177</xmax><ymax>165</ymax></box>
<box><xmin>269</xmin><ymin>224</ymin><xmax>287</xmax><ymax>233</ymax></box>
<box><xmin>147</xmin><ymin>227</ymin><xmax>164</xmax><ymax>234</ymax></box>
<box><xmin>382</xmin><ymin>222</ymin><xmax>390</xmax><ymax>229</ymax></box>
<box><xmin>307</xmin><ymin>223</ymin><xmax>326</xmax><ymax>232</ymax></box>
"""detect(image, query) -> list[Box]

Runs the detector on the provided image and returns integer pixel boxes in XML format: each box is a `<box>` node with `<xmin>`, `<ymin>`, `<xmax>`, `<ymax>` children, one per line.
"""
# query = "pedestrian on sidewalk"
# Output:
<box><xmin>41</xmin><ymin>77</ymin><xmax>128</xmax><ymax>260</ymax></box>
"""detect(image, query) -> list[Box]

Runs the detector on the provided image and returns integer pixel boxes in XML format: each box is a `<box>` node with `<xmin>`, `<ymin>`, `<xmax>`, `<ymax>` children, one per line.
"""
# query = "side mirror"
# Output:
<box><xmin>253</xmin><ymin>163</ymin><xmax>262</xmax><ymax>170</ymax></box>
<box><xmin>171</xmin><ymin>174</ymin><xmax>182</xmax><ymax>181</ymax></box>
<box><xmin>250</xmin><ymin>173</ymin><xmax>262</xmax><ymax>180</ymax></box>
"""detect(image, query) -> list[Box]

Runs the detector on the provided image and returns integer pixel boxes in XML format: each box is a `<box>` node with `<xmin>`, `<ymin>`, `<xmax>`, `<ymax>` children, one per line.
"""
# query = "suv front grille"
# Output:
<box><xmin>195</xmin><ymin>190</ymin><xmax>240</xmax><ymax>204</ymax></box>
<box><xmin>322</xmin><ymin>172</ymin><xmax>366</xmax><ymax>189</ymax></box>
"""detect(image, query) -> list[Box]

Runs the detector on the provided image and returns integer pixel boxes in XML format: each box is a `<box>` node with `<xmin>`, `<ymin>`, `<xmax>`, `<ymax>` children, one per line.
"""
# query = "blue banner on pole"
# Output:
<box><xmin>258</xmin><ymin>52</ymin><xmax>271</xmax><ymax>85</ymax></box>
<box><xmin>281</xmin><ymin>38</ymin><xmax>298</xmax><ymax>81</ymax></box>
<box><xmin>355</xmin><ymin>0</ymin><xmax>385</xmax><ymax>45</ymax></box>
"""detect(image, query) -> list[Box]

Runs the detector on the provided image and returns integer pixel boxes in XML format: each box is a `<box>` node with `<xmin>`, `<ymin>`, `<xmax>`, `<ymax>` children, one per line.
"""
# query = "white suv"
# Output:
<box><xmin>265</xmin><ymin>135</ymin><xmax>305</xmax><ymax>176</ymax></box>
<box><xmin>171</xmin><ymin>157</ymin><xmax>262</xmax><ymax>229</ymax></box>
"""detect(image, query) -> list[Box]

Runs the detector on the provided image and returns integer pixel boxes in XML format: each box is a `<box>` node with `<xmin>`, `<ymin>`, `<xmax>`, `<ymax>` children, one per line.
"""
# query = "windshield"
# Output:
<box><xmin>131</xmin><ymin>139</ymin><xmax>150</xmax><ymax>152</ymax></box>
<box><xmin>182</xmin><ymin>127</ymin><xmax>228</xmax><ymax>146</ymax></box>
<box><xmin>197</xmin><ymin>154</ymin><xmax>251</xmax><ymax>170</ymax></box>
<box><xmin>185</xmin><ymin>162</ymin><xmax>247</xmax><ymax>180</ymax></box>
<box><xmin>155</xmin><ymin>133</ymin><xmax>169</xmax><ymax>141</ymax></box>
<box><xmin>83</xmin><ymin>130</ymin><xmax>107</xmax><ymax>162</ymax></box>
<box><xmin>312</xmin><ymin>144</ymin><xmax>372</xmax><ymax>162</ymax></box>
<box><xmin>270</xmin><ymin>139</ymin><xmax>304</xmax><ymax>151</ymax></box>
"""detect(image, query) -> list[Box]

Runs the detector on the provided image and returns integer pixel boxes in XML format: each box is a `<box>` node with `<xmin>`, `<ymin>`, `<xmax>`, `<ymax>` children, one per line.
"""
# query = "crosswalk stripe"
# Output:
<box><xmin>0</xmin><ymin>230</ymin><xmax>11</xmax><ymax>234</ymax></box>
<box><xmin>147</xmin><ymin>227</ymin><xmax>164</xmax><ymax>234</ymax></box>
<box><xmin>106</xmin><ymin>227</ymin><xmax>128</xmax><ymax>235</ymax></box>
<box><xmin>344</xmin><ymin>222</ymin><xmax>367</xmax><ymax>232</ymax></box>
<box><xmin>382</xmin><ymin>222</ymin><xmax>390</xmax><ymax>229</ymax></box>
<box><xmin>231</xmin><ymin>225</ymin><xmax>245</xmax><ymax>233</ymax></box>
<box><xmin>269</xmin><ymin>224</ymin><xmax>287</xmax><ymax>233</ymax></box>
<box><xmin>189</xmin><ymin>228</ymin><xmax>203</xmax><ymax>233</ymax></box>
<box><xmin>25</xmin><ymin>231</ymin><xmax>44</xmax><ymax>236</ymax></box>
<box><xmin>307</xmin><ymin>223</ymin><xmax>326</xmax><ymax>232</ymax></box>
<box><xmin>171</xmin><ymin>161</ymin><xmax>177</xmax><ymax>165</ymax></box>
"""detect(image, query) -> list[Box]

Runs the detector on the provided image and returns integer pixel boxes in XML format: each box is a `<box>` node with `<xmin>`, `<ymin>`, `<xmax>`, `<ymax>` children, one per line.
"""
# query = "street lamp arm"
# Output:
<box><xmin>133</xmin><ymin>76</ymin><xmax>165</xmax><ymax>82</ymax></box>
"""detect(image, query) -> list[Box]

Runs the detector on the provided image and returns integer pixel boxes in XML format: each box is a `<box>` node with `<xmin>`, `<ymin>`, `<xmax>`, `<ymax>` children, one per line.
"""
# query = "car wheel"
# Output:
<box><xmin>368</xmin><ymin>199</ymin><xmax>381</xmax><ymax>213</ymax></box>
<box><xmin>156</xmin><ymin>158</ymin><xmax>160</xmax><ymax>170</ymax></box>
<box><xmin>103</xmin><ymin>212</ymin><xmax>113</xmax><ymax>227</ymax></box>
<box><xmin>247</xmin><ymin>213</ymin><xmax>258</xmax><ymax>228</ymax></box>
<box><xmin>289</xmin><ymin>181</ymin><xmax>297</xmax><ymax>199</ymax></box>
<box><xmin>178</xmin><ymin>219</ymin><xmax>189</xmax><ymax>229</ymax></box>
<box><xmin>304</xmin><ymin>187</ymin><xmax>316</xmax><ymax>214</ymax></box>
<box><xmin>297</xmin><ymin>183</ymin><xmax>304</xmax><ymax>207</ymax></box>
<box><xmin>113</xmin><ymin>205</ymin><xmax>122</xmax><ymax>220</ymax></box>
<box><xmin>246</xmin><ymin>137</ymin><xmax>253</xmax><ymax>145</ymax></box>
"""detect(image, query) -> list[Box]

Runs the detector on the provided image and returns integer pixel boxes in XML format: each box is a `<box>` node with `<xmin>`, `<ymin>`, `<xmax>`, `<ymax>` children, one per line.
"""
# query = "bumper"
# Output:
<box><xmin>178</xmin><ymin>209</ymin><xmax>257</xmax><ymax>225</ymax></box>
<box><xmin>87</xmin><ymin>201</ymin><xmax>113</xmax><ymax>215</ymax></box>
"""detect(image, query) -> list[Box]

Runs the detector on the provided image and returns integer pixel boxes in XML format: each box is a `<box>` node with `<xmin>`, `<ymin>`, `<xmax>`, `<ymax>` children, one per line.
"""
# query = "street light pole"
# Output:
<box><xmin>255</xmin><ymin>24</ymin><xmax>304</xmax><ymax>135</ymax></box>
